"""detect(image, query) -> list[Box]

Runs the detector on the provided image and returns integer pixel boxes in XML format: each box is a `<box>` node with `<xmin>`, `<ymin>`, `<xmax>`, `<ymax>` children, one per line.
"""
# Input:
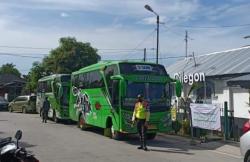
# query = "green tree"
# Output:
<box><xmin>0</xmin><ymin>63</ymin><xmax>21</xmax><ymax>77</ymax></box>
<box><xmin>43</xmin><ymin>37</ymin><xmax>100</xmax><ymax>74</ymax></box>
<box><xmin>23</xmin><ymin>62</ymin><xmax>46</xmax><ymax>93</ymax></box>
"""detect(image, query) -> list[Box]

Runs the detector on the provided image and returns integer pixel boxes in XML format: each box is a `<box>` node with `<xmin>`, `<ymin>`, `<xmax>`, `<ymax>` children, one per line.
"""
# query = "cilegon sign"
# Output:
<box><xmin>174</xmin><ymin>72</ymin><xmax>205</xmax><ymax>85</ymax></box>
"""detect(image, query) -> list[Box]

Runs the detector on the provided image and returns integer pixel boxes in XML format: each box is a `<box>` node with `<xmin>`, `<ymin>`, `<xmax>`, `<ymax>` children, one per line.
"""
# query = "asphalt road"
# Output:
<box><xmin>0</xmin><ymin>112</ymin><xmax>242</xmax><ymax>162</ymax></box>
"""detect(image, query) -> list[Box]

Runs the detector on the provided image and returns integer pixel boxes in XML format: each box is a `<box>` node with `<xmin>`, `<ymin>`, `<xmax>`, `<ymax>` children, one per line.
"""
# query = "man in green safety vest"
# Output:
<box><xmin>132</xmin><ymin>94</ymin><xmax>150</xmax><ymax>151</ymax></box>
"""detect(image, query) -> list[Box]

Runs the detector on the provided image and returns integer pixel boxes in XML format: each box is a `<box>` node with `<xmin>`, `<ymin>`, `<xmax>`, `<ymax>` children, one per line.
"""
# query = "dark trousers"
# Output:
<box><xmin>42</xmin><ymin>110</ymin><xmax>48</xmax><ymax>122</ymax></box>
<box><xmin>136</xmin><ymin>119</ymin><xmax>147</xmax><ymax>148</ymax></box>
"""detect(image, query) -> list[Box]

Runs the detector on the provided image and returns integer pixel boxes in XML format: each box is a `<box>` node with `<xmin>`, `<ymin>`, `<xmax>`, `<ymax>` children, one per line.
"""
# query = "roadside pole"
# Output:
<box><xmin>224</xmin><ymin>101</ymin><xmax>229</xmax><ymax>141</ymax></box>
<box><xmin>189</xmin><ymin>104</ymin><xmax>196</xmax><ymax>145</ymax></box>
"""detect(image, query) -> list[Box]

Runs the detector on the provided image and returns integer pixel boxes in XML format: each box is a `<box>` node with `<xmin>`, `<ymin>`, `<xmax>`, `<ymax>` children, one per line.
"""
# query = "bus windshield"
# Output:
<box><xmin>123</xmin><ymin>81</ymin><xmax>171</xmax><ymax>112</ymax></box>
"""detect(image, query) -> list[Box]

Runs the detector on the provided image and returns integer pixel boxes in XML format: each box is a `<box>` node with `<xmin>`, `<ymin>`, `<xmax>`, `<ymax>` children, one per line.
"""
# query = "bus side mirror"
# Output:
<box><xmin>175</xmin><ymin>80</ymin><xmax>182</xmax><ymax>97</ymax></box>
<box><xmin>110</xmin><ymin>75</ymin><xmax>123</xmax><ymax>80</ymax></box>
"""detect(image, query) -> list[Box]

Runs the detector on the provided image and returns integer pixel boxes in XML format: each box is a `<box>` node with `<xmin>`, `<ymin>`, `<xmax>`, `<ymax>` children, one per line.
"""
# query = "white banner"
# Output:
<box><xmin>190</xmin><ymin>103</ymin><xmax>221</xmax><ymax>131</ymax></box>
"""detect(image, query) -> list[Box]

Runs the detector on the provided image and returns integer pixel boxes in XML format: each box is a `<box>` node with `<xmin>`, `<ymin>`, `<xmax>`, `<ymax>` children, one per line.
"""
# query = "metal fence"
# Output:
<box><xmin>175</xmin><ymin>101</ymin><xmax>248</xmax><ymax>142</ymax></box>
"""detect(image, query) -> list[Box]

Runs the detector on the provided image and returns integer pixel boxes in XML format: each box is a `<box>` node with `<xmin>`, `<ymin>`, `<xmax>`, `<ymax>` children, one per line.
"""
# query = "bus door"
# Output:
<box><xmin>60</xmin><ymin>85</ymin><xmax>70</xmax><ymax>117</ymax></box>
<box><xmin>109</xmin><ymin>80</ymin><xmax>120</xmax><ymax>129</ymax></box>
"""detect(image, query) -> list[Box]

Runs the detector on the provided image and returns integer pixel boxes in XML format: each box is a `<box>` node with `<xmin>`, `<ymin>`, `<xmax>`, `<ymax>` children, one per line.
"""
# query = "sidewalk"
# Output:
<box><xmin>158</xmin><ymin>133</ymin><xmax>241</xmax><ymax>158</ymax></box>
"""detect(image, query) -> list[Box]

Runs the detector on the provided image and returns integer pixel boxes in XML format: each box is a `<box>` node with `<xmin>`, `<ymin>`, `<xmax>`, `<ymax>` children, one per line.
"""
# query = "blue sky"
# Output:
<box><xmin>0</xmin><ymin>0</ymin><xmax>250</xmax><ymax>74</ymax></box>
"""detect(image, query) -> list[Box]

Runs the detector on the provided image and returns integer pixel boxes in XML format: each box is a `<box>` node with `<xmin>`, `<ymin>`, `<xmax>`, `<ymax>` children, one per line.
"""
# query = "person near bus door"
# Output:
<box><xmin>42</xmin><ymin>97</ymin><xmax>50</xmax><ymax>123</ymax></box>
<box><xmin>132</xmin><ymin>94</ymin><xmax>150</xmax><ymax>151</ymax></box>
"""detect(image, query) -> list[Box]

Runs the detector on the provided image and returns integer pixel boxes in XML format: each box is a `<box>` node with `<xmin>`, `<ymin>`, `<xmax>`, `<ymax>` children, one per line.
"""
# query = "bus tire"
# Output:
<box><xmin>9</xmin><ymin>106</ymin><xmax>12</xmax><ymax>113</ymax></box>
<box><xmin>105</xmin><ymin>119</ymin><xmax>122</xmax><ymax>140</ymax></box>
<box><xmin>78</xmin><ymin>113</ymin><xmax>88</xmax><ymax>130</ymax></box>
<box><xmin>147</xmin><ymin>133</ymin><xmax>157</xmax><ymax>140</ymax></box>
<box><xmin>22</xmin><ymin>107</ymin><xmax>26</xmax><ymax>114</ymax></box>
<box><xmin>39</xmin><ymin>108</ymin><xmax>42</xmax><ymax>117</ymax></box>
<box><xmin>110</xmin><ymin>124</ymin><xmax>122</xmax><ymax>140</ymax></box>
<box><xmin>53</xmin><ymin>110</ymin><xmax>58</xmax><ymax>123</ymax></box>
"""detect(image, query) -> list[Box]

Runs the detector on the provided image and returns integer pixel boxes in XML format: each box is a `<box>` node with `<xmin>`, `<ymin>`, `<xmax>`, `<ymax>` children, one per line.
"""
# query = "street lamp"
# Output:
<box><xmin>144</xmin><ymin>4</ymin><xmax>159</xmax><ymax>64</ymax></box>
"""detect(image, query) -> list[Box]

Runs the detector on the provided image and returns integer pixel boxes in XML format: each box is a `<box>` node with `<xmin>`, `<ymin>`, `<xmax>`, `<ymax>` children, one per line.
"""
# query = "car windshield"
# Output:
<box><xmin>30</xmin><ymin>96</ymin><xmax>36</xmax><ymax>102</ymax></box>
<box><xmin>0</xmin><ymin>97</ymin><xmax>7</xmax><ymax>102</ymax></box>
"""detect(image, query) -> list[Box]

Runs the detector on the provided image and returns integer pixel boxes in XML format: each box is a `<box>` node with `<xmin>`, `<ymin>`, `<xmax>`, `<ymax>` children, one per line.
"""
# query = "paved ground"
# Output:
<box><xmin>0</xmin><ymin>112</ymin><xmax>243</xmax><ymax>162</ymax></box>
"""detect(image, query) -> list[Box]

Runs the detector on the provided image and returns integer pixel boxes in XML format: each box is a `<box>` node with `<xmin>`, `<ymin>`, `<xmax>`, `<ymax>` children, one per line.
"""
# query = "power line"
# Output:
<box><xmin>175</xmin><ymin>23</ymin><xmax>250</xmax><ymax>29</ymax></box>
<box><xmin>0</xmin><ymin>52</ymin><xmax>44</xmax><ymax>58</ymax></box>
<box><xmin>99</xmin><ymin>50</ymin><xmax>143</xmax><ymax>55</ymax></box>
<box><xmin>0</xmin><ymin>45</ymin><xmax>52</xmax><ymax>50</ymax></box>
<box><xmin>122</xmin><ymin>29</ymin><xmax>156</xmax><ymax>59</ymax></box>
<box><xmin>98</xmin><ymin>48</ymin><xmax>143</xmax><ymax>51</ymax></box>
<box><xmin>101</xmin><ymin>55</ymin><xmax>187</xmax><ymax>61</ymax></box>
<box><xmin>0</xmin><ymin>45</ymin><xmax>147</xmax><ymax>52</ymax></box>
<box><xmin>133</xmin><ymin>29</ymin><xmax>156</xmax><ymax>50</ymax></box>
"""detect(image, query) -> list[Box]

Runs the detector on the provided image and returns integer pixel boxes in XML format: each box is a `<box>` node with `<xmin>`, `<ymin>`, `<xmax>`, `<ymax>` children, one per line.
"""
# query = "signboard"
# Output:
<box><xmin>174</xmin><ymin>72</ymin><xmax>205</xmax><ymax>85</ymax></box>
<box><xmin>135</xmin><ymin>65</ymin><xmax>153</xmax><ymax>71</ymax></box>
<box><xmin>190</xmin><ymin>103</ymin><xmax>221</xmax><ymax>131</ymax></box>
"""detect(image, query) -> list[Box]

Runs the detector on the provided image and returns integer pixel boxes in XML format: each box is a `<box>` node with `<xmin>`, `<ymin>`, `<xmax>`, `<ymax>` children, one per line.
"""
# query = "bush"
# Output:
<box><xmin>172</xmin><ymin>120</ymin><xmax>182</xmax><ymax>134</ymax></box>
<box><xmin>182</xmin><ymin>119</ymin><xmax>190</xmax><ymax>135</ymax></box>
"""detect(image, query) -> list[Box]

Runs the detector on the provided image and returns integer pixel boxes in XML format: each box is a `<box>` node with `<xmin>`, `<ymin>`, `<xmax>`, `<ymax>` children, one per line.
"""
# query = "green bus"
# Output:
<box><xmin>69</xmin><ymin>61</ymin><xmax>181</xmax><ymax>139</ymax></box>
<box><xmin>36</xmin><ymin>74</ymin><xmax>71</xmax><ymax>122</ymax></box>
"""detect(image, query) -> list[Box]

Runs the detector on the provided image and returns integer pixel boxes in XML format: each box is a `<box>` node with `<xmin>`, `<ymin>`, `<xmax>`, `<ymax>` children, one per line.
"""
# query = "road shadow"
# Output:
<box><xmin>119</xmin><ymin>135</ymin><xmax>195</xmax><ymax>154</ymax></box>
<box><xmin>150</xmin><ymin>148</ymin><xmax>194</xmax><ymax>155</ymax></box>
<box><xmin>121</xmin><ymin>133</ymin><xmax>239</xmax><ymax>154</ymax></box>
<box><xmin>19</xmin><ymin>141</ymin><xmax>37</xmax><ymax>148</ymax></box>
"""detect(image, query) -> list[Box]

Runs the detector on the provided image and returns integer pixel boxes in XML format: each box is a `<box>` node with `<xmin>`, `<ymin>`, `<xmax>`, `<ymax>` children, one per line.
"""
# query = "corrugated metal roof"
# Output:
<box><xmin>166</xmin><ymin>46</ymin><xmax>250</xmax><ymax>77</ymax></box>
<box><xmin>227</xmin><ymin>74</ymin><xmax>250</xmax><ymax>88</ymax></box>
<box><xmin>228</xmin><ymin>74</ymin><xmax>250</xmax><ymax>82</ymax></box>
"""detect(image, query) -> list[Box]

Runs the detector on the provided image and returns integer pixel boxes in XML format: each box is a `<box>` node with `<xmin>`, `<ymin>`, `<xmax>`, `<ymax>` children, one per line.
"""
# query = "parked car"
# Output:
<box><xmin>240</xmin><ymin>120</ymin><xmax>250</xmax><ymax>162</ymax></box>
<box><xmin>0</xmin><ymin>97</ymin><xmax>9</xmax><ymax>111</ymax></box>
<box><xmin>9</xmin><ymin>95</ymin><xmax>36</xmax><ymax>113</ymax></box>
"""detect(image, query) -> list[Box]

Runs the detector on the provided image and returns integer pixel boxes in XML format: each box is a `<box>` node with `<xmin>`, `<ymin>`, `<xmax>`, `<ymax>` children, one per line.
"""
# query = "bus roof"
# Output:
<box><xmin>72</xmin><ymin>61</ymin><xmax>162</xmax><ymax>75</ymax></box>
<box><xmin>38</xmin><ymin>74</ymin><xmax>70</xmax><ymax>82</ymax></box>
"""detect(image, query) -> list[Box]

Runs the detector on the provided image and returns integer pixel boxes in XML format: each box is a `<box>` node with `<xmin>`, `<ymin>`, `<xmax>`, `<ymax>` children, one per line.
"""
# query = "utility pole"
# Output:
<box><xmin>156</xmin><ymin>15</ymin><xmax>159</xmax><ymax>64</ymax></box>
<box><xmin>144</xmin><ymin>5</ymin><xmax>159</xmax><ymax>64</ymax></box>
<box><xmin>143</xmin><ymin>48</ymin><xmax>146</xmax><ymax>62</ymax></box>
<box><xmin>185</xmin><ymin>30</ymin><xmax>188</xmax><ymax>58</ymax></box>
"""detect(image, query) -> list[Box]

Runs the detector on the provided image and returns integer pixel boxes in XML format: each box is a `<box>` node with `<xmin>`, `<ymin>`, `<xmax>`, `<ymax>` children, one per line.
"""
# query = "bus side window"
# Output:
<box><xmin>104</xmin><ymin>65</ymin><xmax>118</xmax><ymax>95</ymax></box>
<box><xmin>111</xmin><ymin>80</ymin><xmax>119</xmax><ymax>106</ymax></box>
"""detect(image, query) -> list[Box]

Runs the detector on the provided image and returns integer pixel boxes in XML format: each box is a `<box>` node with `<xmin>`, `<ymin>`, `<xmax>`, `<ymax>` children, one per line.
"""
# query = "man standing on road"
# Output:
<box><xmin>42</xmin><ymin>97</ymin><xmax>50</xmax><ymax>123</ymax></box>
<box><xmin>132</xmin><ymin>94</ymin><xmax>150</xmax><ymax>151</ymax></box>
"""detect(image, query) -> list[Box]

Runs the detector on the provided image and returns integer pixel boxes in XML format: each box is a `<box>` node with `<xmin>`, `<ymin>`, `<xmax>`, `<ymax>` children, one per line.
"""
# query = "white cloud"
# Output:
<box><xmin>60</xmin><ymin>12</ymin><xmax>69</xmax><ymax>18</ymax></box>
<box><xmin>0</xmin><ymin>0</ymin><xmax>249</xmax><ymax>73</ymax></box>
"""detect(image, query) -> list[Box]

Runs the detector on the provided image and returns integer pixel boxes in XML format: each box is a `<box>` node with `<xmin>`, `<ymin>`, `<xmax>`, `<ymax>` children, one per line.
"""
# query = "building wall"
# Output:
<box><xmin>231</xmin><ymin>87</ymin><xmax>249</xmax><ymax>119</ymax></box>
<box><xmin>212</xmin><ymin>80</ymin><xmax>229</xmax><ymax>112</ymax></box>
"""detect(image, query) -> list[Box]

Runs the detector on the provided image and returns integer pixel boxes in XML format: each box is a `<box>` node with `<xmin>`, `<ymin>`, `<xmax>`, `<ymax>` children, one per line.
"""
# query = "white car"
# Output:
<box><xmin>240</xmin><ymin>120</ymin><xmax>250</xmax><ymax>162</ymax></box>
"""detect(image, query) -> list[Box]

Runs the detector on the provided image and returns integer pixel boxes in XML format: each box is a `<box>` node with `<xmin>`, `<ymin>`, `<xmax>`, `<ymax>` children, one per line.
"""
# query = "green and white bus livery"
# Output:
<box><xmin>69</xmin><ymin>61</ymin><xmax>180</xmax><ymax>139</ymax></box>
<box><xmin>37</xmin><ymin>74</ymin><xmax>71</xmax><ymax>122</ymax></box>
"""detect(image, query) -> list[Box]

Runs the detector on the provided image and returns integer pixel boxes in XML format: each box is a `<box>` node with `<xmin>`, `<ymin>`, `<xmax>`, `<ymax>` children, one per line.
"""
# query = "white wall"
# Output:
<box><xmin>231</xmin><ymin>87</ymin><xmax>250</xmax><ymax>119</ymax></box>
<box><xmin>175</xmin><ymin>78</ymin><xmax>250</xmax><ymax>119</ymax></box>
<box><xmin>212</xmin><ymin>80</ymin><xmax>229</xmax><ymax>112</ymax></box>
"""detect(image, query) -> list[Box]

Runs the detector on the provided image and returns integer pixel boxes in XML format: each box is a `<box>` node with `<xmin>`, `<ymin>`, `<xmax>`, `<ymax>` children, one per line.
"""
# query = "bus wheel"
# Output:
<box><xmin>53</xmin><ymin>111</ymin><xmax>58</xmax><ymax>123</ymax></box>
<box><xmin>22</xmin><ymin>107</ymin><xmax>26</xmax><ymax>114</ymax></box>
<box><xmin>110</xmin><ymin>125</ymin><xmax>122</xmax><ymax>140</ymax></box>
<box><xmin>9</xmin><ymin>106</ymin><xmax>12</xmax><ymax>113</ymax></box>
<box><xmin>147</xmin><ymin>133</ymin><xmax>157</xmax><ymax>140</ymax></box>
<box><xmin>78</xmin><ymin>114</ymin><xmax>88</xmax><ymax>130</ymax></box>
